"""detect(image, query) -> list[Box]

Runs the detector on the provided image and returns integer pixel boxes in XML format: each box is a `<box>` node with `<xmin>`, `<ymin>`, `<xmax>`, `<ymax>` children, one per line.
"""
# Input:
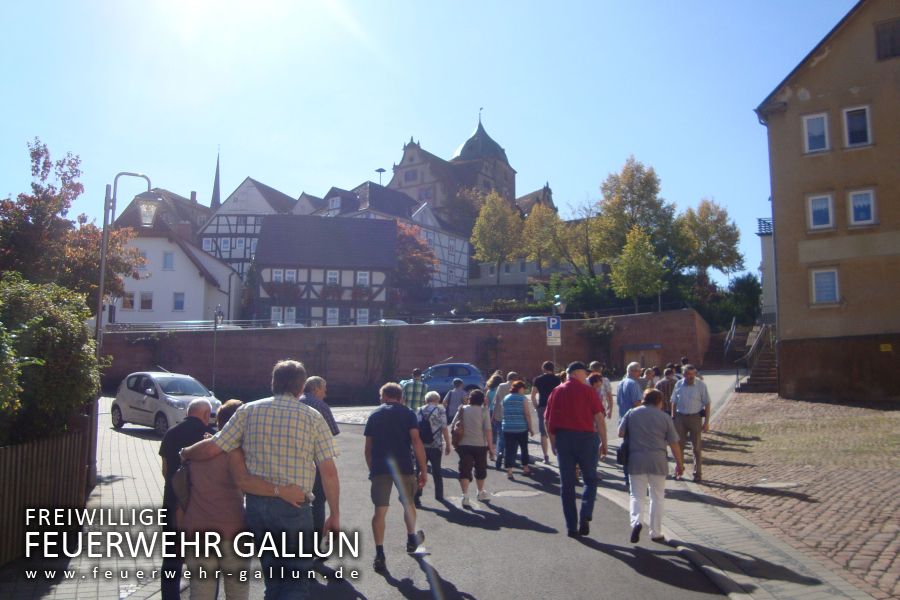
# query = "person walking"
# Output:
<box><xmin>485</xmin><ymin>373</ymin><xmax>503</xmax><ymax>451</ymax></box>
<box><xmin>545</xmin><ymin>362</ymin><xmax>607</xmax><ymax>538</ymax></box>
<box><xmin>501</xmin><ymin>381</ymin><xmax>533</xmax><ymax>480</ymax></box>
<box><xmin>450</xmin><ymin>389</ymin><xmax>495</xmax><ymax>507</ymax></box>
<box><xmin>620</xmin><ymin>388</ymin><xmax>684</xmax><ymax>544</ymax></box>
<box><xmin>492</xmin><ymin>371</ymin><xmax>519</xmax><ymax>469</ymax></box>
<box><xmin>443</xmin><ymin>378</ymin><xmax>467</xmax><ymax>422</ymax></box>
<box><xmin>671</xmin><ymin>364</ymin><xmax>711</xmax><ymax>482</ymax></box>
<box><xmin>299</xmin><ymin>376</ymin><xmax>340</xmax><ymax>551</ymax></box>
<box><xmin>180</xmin><ymin>360</ymin><xmax>341</xmax><ymax>600</ymax></box>
<box><xmin>589</xmin><ymin>362</ymin><xmax>614</xmax><ymax>420</ymax></box>
<box><xmin>530</xmin><ymin>361</ymin><xmax>561</xmax><ymax>464</ymax></box>
<box><xmin>415</xmin><ymin>391</ymin><xmax>451</xmax><ymax>504</ymax></box>
<box><xmin>402</xmin><ymin>368</ymin><xmax>429</xmax><ymax>412</ymax></box>
<box><xmin>617</xmin><ymin>362</ymin><xmax>644</xmax><ymax>423</ymax></box>
<box><xmin>365</xmin><ymin>382</ymin><xmax>428</xmax><ymax>573</ymax></box>
<box><xmin>159</xmin><ymin>399</ymin><xmax>215</xmax><ymax>600</ymax></box>
<box><xmin>655</xmin><ymin>368</ymin><xmax>678</xmax><ymax>415</ymax></box>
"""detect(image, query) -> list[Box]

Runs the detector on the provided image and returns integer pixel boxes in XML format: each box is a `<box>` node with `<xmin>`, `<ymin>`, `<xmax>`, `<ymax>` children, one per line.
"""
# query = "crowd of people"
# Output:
<box><xmin>157</xmin><ymin>355</ymin><xmax>712</xmax><ymax>598</ymax></box>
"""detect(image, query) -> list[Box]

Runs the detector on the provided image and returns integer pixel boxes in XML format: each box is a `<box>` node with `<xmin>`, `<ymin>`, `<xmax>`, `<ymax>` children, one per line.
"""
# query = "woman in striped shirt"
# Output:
<box><xmin>502</xmin><ymin>381</ymin><xmax>533</xmax><ymax>480</ymax></box>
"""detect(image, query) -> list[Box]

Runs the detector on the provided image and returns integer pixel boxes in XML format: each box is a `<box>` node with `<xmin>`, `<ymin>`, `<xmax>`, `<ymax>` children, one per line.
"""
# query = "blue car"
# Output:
<box><xmin>421</xmin><ymin>362</ymin><xmax>485</xmax><ymax>396</ymax></box>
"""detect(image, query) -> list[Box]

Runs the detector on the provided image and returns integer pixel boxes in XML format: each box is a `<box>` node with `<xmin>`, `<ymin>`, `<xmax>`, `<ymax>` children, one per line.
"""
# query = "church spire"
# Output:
<box><xmin>210</xmin><ymin>153</ymin><xmax>221</xmax><ymax>210</ymax></box>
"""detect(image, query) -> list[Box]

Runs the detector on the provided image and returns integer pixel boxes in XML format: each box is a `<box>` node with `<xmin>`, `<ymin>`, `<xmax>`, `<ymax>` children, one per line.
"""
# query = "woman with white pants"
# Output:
<box><xmin>619</xmin><ymin>388</ymin><xmax>684</xmax><ymax>543</ymax></box>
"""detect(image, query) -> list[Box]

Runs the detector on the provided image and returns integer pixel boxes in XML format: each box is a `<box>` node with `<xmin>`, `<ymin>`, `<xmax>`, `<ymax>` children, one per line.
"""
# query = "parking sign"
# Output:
<box><xmin>546</xmin><ymin>316</ymin><xmax>561</xmax><ymax>346</ymax></box>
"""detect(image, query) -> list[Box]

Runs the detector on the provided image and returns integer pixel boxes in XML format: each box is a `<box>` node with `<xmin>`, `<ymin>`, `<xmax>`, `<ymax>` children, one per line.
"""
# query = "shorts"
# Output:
<box><xmin>537</xmin><ymin>408</ymin><xmax>548</xmax><ymax>436</ymax></box>
<box><xmin>370</xmin><ymin>474</ymin><xmax>417</xmax><ymax>508</ymax></box>
<box><xmin>457</xmin><ymin>445</ymin><xmax>488</xmax><ymax>481</ymax></box>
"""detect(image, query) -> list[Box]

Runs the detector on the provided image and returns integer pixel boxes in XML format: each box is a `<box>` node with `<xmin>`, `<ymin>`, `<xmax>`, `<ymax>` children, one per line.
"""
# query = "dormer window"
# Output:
<box><xmin>328</xmin><ymin>197</ymin><xmax>341</xmax><ymax>210</ymax></box>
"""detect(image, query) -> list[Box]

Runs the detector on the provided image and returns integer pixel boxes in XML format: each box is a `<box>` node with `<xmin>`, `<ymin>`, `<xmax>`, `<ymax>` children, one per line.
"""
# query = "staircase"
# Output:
<box><xmin>702</xmin><ymin>324</ymin><xmax>750</xmax><ymax>370</ymax></box>
<box><xmin>736</xmin><ymin>329</ymin><xmax>778</xmax><ymax>393</ymax></box>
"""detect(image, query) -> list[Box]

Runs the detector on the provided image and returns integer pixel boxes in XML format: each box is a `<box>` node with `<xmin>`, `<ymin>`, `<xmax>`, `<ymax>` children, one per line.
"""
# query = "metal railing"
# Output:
<box><xmin>734</xmin><ymin>323</ymin><xmax>773</xmax><ymax>386</ymax></box>
<box><xmin>723</xmin><ymin>316</ymin><xmax>737</xmax><ymax>357</ymax></box>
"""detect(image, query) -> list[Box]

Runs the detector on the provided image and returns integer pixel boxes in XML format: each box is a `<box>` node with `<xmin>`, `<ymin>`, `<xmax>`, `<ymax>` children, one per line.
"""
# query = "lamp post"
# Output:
<box><xmin>95</xmin><ymin>172</ymin><xmax>151</xmax><ymax>358</ymax></box>
<box><xmin>552</xmin><ymin>294</ymin><xmax>566</xmax><ymax>366</ymax></box>
<box><xmin>212</xmin><ymin>304</ymin><xmax>225</xmax><ymax>393</ymax></box>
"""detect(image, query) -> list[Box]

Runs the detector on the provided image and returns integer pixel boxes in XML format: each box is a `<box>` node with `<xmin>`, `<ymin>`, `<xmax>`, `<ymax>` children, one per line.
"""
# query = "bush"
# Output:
<box><xmin>0</xmin><ymin>273</ymin><xmax>99</xmax><ymax>445</ymax></box>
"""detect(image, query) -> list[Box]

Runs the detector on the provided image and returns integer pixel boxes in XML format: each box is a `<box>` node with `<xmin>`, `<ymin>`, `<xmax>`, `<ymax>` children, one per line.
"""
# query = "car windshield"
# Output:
<box><xmin>157</xmin><ymin>376</ymin><xmax>209</xmax><ymax>396</ymax></box>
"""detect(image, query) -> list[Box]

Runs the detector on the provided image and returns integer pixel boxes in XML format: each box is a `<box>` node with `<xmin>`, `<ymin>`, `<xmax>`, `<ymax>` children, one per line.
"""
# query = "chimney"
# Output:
<box><xmin>190</xmin><ymin>191</ymin><xmax>197</xmax><ymax>203</ymax></box>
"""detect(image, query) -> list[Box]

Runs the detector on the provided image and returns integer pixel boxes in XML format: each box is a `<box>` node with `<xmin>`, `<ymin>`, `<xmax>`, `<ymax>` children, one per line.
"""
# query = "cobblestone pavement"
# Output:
<box><xmin>702</xmin><ymin>392</ymin><xmax>900</xmax><ymax>600</ymax></box>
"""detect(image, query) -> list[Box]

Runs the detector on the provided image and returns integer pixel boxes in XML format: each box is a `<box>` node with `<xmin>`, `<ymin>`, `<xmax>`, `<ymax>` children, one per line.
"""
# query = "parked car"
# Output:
<box><xmin>423</xmin><ymin>319</ymin><xmax>453</xmax><ymax>325</ymax></box>
<box><xmin>421</xmin><ymin>362</ymin><xmax>485</xmax><ymax>396</ymax></box>
<box><xmin>375</xmin><ymin>319</ymin><xmax>409</xmax><ymax>326</ymax></box>
<box><xmin>515</xmin><ymin>316</ymin><xmax>547</xmax><ymax>323</ymax></box>
<box><xmin>470</xmin><ymin>318</ymin><xmax>505</xmax><ymax>324</ymax></box>
<box><xmin>111</xmin><ymin>372</ymin><xmax>222</xmax><ymax>437</ymax></box>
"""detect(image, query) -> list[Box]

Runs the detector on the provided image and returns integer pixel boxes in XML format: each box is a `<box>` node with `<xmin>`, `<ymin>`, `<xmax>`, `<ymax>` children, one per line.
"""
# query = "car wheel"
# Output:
<box><xmin>111</xmin><ymin>405</ymin><xmax>125</xmax><ymax>429</ymax></box>
<box><xmin>154</xmin><ymin>413</ymin><xmax>169</xmax><ymax>437</ymax></box>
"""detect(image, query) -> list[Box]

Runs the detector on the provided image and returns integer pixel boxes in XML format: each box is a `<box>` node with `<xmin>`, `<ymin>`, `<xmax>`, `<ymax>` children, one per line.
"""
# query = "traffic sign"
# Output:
<box><xmin>546</xmin><ymin>316</ymin><xmax>561</xmax><ymax>346</ymax></box>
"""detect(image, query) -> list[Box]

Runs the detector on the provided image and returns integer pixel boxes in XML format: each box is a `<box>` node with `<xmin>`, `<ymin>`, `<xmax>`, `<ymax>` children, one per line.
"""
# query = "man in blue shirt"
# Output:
<box><xmin>617</xmin><ymin>362</ymin><xmax>644</xmax><ymax>424</ymax></box>
<box><xmin>671</xmin><ymin>364</ymin><xmax>711</xmax><ymax>482</ymax></box>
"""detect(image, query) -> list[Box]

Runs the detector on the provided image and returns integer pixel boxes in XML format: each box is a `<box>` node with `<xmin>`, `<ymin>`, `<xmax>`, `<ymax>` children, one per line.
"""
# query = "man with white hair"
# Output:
<box><xmin>158</xmin><ymin>398</ymin><xmax>214</xmax><ymax>600</ymax></box>
<box><xmin>616</xmin><ymin>362</ymin><xmax>644</xmax><ymax>490</ymax></box>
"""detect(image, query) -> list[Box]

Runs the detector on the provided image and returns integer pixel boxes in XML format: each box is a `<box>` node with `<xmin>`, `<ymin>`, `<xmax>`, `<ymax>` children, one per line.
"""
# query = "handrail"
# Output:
<box><xmin>734</xmin><ymin>323</ymin><xmax>772</xmax><ymax>386</ymax></box>
<box><xmin>723</xmin><ymin>316</ymin><xmax>737</xmax><ymax>357</ymax></box>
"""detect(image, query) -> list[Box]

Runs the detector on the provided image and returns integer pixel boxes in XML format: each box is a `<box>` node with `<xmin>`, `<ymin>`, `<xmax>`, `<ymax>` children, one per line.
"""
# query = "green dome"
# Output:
<box><xmin>452</xmin><ymin>121</ymin><xmax>509</xmax><ymax>164</ymax></box>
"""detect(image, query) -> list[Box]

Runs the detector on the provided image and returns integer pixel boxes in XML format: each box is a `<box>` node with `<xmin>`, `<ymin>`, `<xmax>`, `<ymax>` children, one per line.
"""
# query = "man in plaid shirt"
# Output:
<box><xmin>401</xmin><ymin>368</ymin><xmax>429</xmax><ymax>411</ymax></box>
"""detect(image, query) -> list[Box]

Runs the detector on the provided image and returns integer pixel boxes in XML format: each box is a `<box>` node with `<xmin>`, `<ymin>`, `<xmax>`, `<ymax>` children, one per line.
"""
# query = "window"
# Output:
<box><xmin>328</xmin><ymin>197</ymin><xmax>341</xmax><ymax>210</ymax></box>
<box><xmin>504</xmin><ymin>263</ymin><xmax>511</xmax><ymax>273</ymax></box>
<box><xmin>173</xmin><ymin>292</ymin><xmax>185</xmax><ymax>311</ymax></box>
<box><xmin>326</xmin><ymin>270</ymin><xmax>339</xmax><ymax>285</ymax></box>
<box><xmin>270</xmin><ymin>306</ymin><xmax>283</xmax><ymax>323</ymax></box>
<box><xmin>404</xmin><ymin>170</ymin><xmax>418</xmax><ymax>182</ymax></box>
<box><xmin>140</xmin><ymin>292</ymin><xmax>153</xmax><ymax>311</ymax></box>
<box><xmin>138</xmin><ymin>251</ymin><xmax>147</xmax><ymax>270</ymax></box>
<box><xmin>162</xmin><ymin>251</ymin><xmax>174</xmax><ymax>270</ymax></box>
<box><xmin>235</xmin><ymin>238</ymin><xmax>245</xmax><ymax>251</ymax></box>
<box><xmin>802</xmin><ymin>113</ymin><xmax>829</xmax><ymax>153</ymax></box>
<box><xmin>811</xmin><ymin>269</ymin><xmax>839</xmax><ymax>304</ymax></box>
<box><xmin>250</xmin><ymin>239</ymin><xmax>258</xmax><ymax>255</ymax></box>
<box><xmin>284</xmin><ymin>306</ymin><xmax>296</xmax><ymax>324</ymax></box>
<box><xmin>807</xmin><ymin>194</ymin><xmax>833</xmax><ymax>230</ymax></box>
<box><xmin>875</xmin><ymin>19</ymin><xmax>900</xmax><ymax>61</ymax></box>
<box><xmin>451</xmin><ymin>366</ymin><xmax>471</xmax><ymax>377</ymax></box>
<box><xmin>430</xmin><ymin>366</ymin><xmax>451</xmax><ymax>378</ymax></box>
<box><xmin>357</xmin><ymin>308</ymin><xmax>369</xmax><ymax>325</ymax></box>
<box><xmin>519</xmin><ymin>260</ymin><xmax>526</xmax><ymax>273</ymax></box>
<box><xmin>285</xmin><ymin>269</ymin><xmax>297</xmax><ymax>283</ymax></box>
<box><xmin>326</xmin><ymin>307</ymin><xmax>339</xmax><ymax>326</ymax></box>
<box><xmin>843</xmin><ymin>106</ymin><xmax>871</xmax><ymax>147</ymax></box>
<box><xmin>848</xmin><ymin>190</ymin><xmax>876</xmax><ymax>226</ymax></box>
<box><xmin>418</xmin><ymin>187</ymin><xmax>433</xmax><ymax>201</ymax></box>
<box><xmin>489</xmin><ymin>265</ymin><xmax>495</xmax><ymax>275</ymax></box>
<box><xmin>356</xmin><ymin>271</ymin><xmax>370</xmax><ymax>286</ymax></box>
<box><xmin>272</xmin><ymin>269</ymin><xmax>284</xmax><ymax>283</ymax></box>
<box><xmin>221</xmin><ymin>238</ymin><xmax>231</xmax><ymax>252</ymax></box>
<box><xmin>122</xmin><ymin>293</ymin><xmax>135</xmax><ymax>310</ymax></box>
<box><xmin>202</xmin><ymin>238</ymin><xmax>212</xmax><ymax>252</ymax></box>
<box><xmin>236</xmin><ymin>215</ymin><xmax>247</xmax><ymax>226</ymax></box>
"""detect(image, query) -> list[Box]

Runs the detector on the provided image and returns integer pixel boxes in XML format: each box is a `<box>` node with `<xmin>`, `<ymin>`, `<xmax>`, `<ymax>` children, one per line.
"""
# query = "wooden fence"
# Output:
<box><xmin>0</xmin><ymin>429</ymin><xmax>88</xmax><ymax>566</ymax></box>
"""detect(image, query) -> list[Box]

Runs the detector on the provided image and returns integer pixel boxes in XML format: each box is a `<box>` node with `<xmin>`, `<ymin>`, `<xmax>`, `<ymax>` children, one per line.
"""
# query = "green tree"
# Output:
<box><xmin>471</xmin><ymin>192</ymin><xmax>522</xmax><ymax>284</ymax></box>
<box><xmin>727</xmin><ymin>272</ymin><xmax>762</xmax><ymax>325</ymax></box>
<box><xmin>0</xmin><ymin>273</ymin><xmax>99</xmax><ymax>445</ymax></box>
<box><xmin>521</xmin><ymin>203</ymin><xmax>561</xmax><ymax>277</ymax></box>
<box><xmin>395</xmin><ymin>222</ymin><xmax>438</xmax><ymax>301</ymax></box>
<box><xmin>679</xmin><ymin>199</ymin><xmax>744</xmax><ymax>278</ymax></box>
<box><xmin>596</xmin><ymin>156</ymin><xmax>691</xmax><ymax>271</ymax></box>
<box><xmin>610</xmin><ymin>226</ymin><xmax>667</xmax><ymax>313</ymax></box>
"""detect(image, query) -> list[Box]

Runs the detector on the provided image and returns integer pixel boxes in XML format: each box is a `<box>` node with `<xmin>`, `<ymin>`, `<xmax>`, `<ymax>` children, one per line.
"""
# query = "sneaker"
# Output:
<box><xmin>373</xmin><ymin>555</ymin><xmax>386</xmax><ymax>572</ymax></box>
<box><xmin>630</xmin><ymin>523</ymin><xmax>642</xmax><ymax>544</ymax></box>
<box><xmin>651</xmin><ymin>535</ymin><xmax>666</xmax><ymax>544</ymax></box>
<box><xmin>406</xmin><ymin>530</ymin><xmax>425</xmax><ymax>553</ymax></box>
<box><xmin>543</xmin><ymin>455</ymin><xmax>551</xmax><ymax>464</ymax></box>
<box><xmin>462</xmin><ymin>495</ymin><xmax>471</xmax><ymax>508</ymax></box>
<box><xmin>567</xmin><ymin>529</ymin><xmax>581</xmax><ymax>538</ymax></box>
<box><xmin>477</xmin><ymin>490</ymin><xmax>490</xmax><ymax>502</ymax></box>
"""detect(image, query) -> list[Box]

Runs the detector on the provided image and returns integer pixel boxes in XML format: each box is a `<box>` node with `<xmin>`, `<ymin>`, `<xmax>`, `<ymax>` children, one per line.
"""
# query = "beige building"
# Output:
<box><xmin>755</xmin><ymin>0</ymin><xmax>900</xmax><ymax>399</ymax></box>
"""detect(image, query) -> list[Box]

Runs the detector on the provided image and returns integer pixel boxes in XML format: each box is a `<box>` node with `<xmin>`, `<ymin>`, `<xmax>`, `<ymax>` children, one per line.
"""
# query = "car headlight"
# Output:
<box><xmin>164</xmin><ymin>396</ymin><xmax>188</xmax><ymax>409</ymax></box>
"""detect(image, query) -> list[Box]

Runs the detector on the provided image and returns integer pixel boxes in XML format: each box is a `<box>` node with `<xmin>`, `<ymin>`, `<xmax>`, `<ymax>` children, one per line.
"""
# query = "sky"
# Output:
<box><xmin>0</xmin><ymin>0</ymin><xmax>858</xmax><ymax>286</ymax></box>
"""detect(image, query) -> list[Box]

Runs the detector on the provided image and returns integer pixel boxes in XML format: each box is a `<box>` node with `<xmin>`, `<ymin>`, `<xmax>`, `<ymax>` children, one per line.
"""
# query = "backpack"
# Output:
<box><xmin>418</xmin><ymin>406</ymin><xmax>437</xmax><ymax>444</ymax></box>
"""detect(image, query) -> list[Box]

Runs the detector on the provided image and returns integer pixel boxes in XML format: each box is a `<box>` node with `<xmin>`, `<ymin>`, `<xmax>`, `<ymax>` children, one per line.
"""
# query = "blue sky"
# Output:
<box><xmin>0</xmin><ymin>0</ymin><xmax>857</xmax><ymax>285</ymax></box>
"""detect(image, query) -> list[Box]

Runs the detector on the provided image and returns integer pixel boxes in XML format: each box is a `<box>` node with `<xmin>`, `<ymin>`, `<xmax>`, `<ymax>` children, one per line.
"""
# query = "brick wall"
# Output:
<box><xmin>101</xmin><ymin>309</ymin><xmax>709</xmax><ymax>403</ymax></box>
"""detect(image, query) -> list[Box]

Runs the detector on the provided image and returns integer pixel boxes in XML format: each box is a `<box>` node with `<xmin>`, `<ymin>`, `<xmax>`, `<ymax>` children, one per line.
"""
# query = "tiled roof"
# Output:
<box><xmin>114</xmin><ymin>188</ymin><xmax>211</xmax><ymax>237</ymax></box>
<box><xmin>256</xmin><ymin>215</ymin><xmax>397</xmax><ymax>269</ymax></box>
<box><xmin>352</xmin><ymin>181</ymin><xmax>419</xmax><ymax>218</ymax></box>
<box><xmin>516</xmin><ymin>183</ymin><xmax>555</xmax><ymax>216</ymax></box>
<box><xmin>452</xmin><ymin>121</ymin><xmax>510</xmax><ymax>164</ymax></box>
<box><xmin>247</xmin><ymin>178</ymin><xmax>297</xmax><ymax>213</ymax></box>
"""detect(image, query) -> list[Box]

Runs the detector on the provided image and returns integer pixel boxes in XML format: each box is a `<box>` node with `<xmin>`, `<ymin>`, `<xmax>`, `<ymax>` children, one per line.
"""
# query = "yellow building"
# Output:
<box><xmin>755</xmin><ymin>0</ymin><xmax>900</xmax><ymax>399</ymax></box>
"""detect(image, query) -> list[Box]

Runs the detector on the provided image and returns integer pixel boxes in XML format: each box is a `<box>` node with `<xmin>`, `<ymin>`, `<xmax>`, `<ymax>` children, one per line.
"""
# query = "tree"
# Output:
<box><xmin>610</xmin><ymin>226</ymin><xmax>667</xmax><ymax>313</ymax></box>
<box><xmin>395</xmin><ymin>222</ymin><xmax>438</xmax><ymax>301</ymax></box>
<box><xmin>727</xmin><ymin>272</ymin><xmax>762</xmax><ymax>325</ymax></box>
<box><xmin>521</xmin><ymin>203</ymin><xmax>561</xmax><ymax>276</ymax></box>
<box><xmin>679</xmin><ymin>199</ymin><xmax>744</xmax><ymax>278</ymax></box>
<box><xmin>595</xmin><ymin>156</ymin><xmax>691</xmax><ymax>271</ymax></box>
<box><xmin>443</xmin><ymin>187</ymin><xmax>485</xmax><ymax>235</ymax></box>
<box><xmin>0</xmin><ymin>138</ymin><xmax>142</xmax><ymax>314</ymax></box>
<box><xmin>471</xmin><ymin>192</ymin><xmax>522</xmax><ymax>284</ymax></box>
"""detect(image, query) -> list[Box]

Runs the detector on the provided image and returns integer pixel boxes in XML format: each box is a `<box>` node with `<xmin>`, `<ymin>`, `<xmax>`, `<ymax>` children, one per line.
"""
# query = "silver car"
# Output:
<box><xmin>111</xmin><ymin>371</ymin><xmax>221</xmax><ymax>437</ymax></box>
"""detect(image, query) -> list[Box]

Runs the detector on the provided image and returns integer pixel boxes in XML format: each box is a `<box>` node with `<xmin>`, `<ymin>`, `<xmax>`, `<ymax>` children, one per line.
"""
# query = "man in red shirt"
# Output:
<box><xmin>545</xmin><ymin>361</ymin><xmax>608</xmax><ymax>537</ymax></box>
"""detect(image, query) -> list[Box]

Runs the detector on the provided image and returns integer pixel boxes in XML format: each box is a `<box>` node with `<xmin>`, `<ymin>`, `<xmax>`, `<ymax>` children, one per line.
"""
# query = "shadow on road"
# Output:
<box><xmin>417</xmin><ymin>499</ymin><xmax>557</xmax><ymax>534</ymax></box>
<box><xmin>111</xmin><ymin>426</ymin><xmax>163</xmax><ymax>441</ymax></box>
<box><xmin>678</xmin><ymin>541</ymin><xmax>823</xmax><ymax>586</ymax></box>
<box><xmin>308</xmin><ymin>566</ymin><xmax>369</xmax><ymax>599</ymax></box>
<box><xmin>698</xmin><ymin>480</ymin><xmax>818</xmax><ymax>503</ymax></box>
<box><xmin>576</xmin><ymin>538</ymin><xmax>741</xmax><ymax>594</ymax></box>
<box><xmin>377</xmin><ymin>554</ymin><xmax>476</xmax><ymax>599</ymax></box>
<box><xmin>665</xmin><ymin>488</ymin><xmax>760</xmax><ymax>511</ymax></box>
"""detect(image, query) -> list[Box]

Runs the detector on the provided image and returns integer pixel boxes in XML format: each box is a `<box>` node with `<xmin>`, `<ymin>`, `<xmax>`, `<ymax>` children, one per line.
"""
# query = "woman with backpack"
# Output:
<box><xmin>449</xmin><ymin>389</ymin><xmax>495</xmax><ymax>507</ymax></box>
<box><xmin>415</xmin><ymin>391</ymin><xmax>451</xmax><ymax>504</ymax></box>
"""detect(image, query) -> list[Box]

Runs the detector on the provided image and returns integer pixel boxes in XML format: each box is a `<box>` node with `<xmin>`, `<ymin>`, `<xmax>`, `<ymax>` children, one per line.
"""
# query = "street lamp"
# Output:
<box><xmin>95</xmin><ymin>172</ymin><xmax>151</xmax><ymax>358</ymax></box>
<box><xmin>212</xmin><ymin>304</ymin><xmax>225</xmax><ymax>393</ymax></box>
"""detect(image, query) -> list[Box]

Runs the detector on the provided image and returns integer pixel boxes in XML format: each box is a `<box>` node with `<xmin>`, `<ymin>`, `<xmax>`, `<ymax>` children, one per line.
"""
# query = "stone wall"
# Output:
<box><xmin>101</xmin><ymin>309</ymin><xmax>709</xmax><ymax>403</ymax></box>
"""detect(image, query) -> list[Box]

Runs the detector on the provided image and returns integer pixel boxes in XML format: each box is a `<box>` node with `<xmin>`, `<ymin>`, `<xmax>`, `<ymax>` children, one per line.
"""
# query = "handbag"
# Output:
<box><xmin>451</xmin><ymin>407</ymin><xmax>465</xmax><ymax>448</ymax></box>
<box><xmin>616</xmin><ymin>416</ymin><xmax>629</xmax><ymax>468</ymax></box>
